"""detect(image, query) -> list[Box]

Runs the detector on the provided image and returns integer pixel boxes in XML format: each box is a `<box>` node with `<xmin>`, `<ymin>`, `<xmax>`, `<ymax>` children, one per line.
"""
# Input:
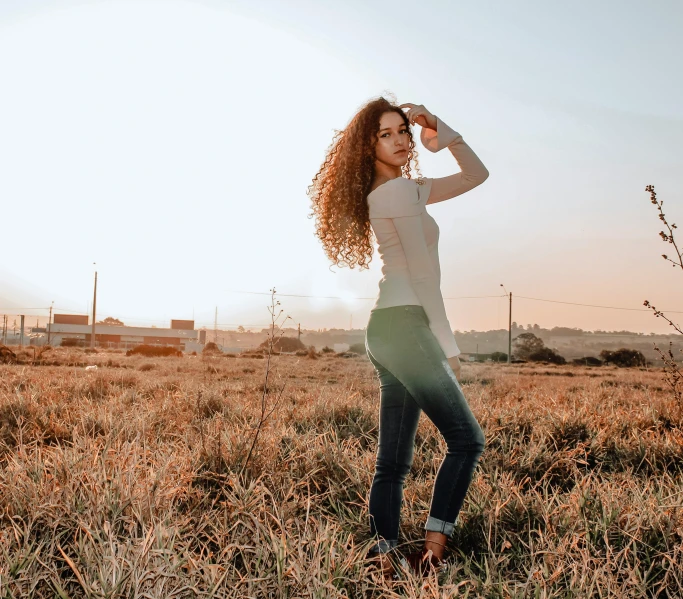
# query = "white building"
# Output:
<box><xmin>48</xmin><ymin>315</ymin><xmax>198</xmax><ymax>351</ymax></box>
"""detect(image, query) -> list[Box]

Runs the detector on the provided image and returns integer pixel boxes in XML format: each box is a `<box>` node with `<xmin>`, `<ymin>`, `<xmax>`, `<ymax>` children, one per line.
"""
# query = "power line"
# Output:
<box><xmin>223</xmin><ymin>289</ymin><xmax>506</xmax><ymax>301</ymax></box>
<box><xmin>222</xmin><ymin>289</ymin><xmax>681</xmax><ymax>313</ymax></box>
<box><xmin>515</xmin><ymin>295</ymin><xmax>679</xmax><ymax>313</ymax></box>
<box><xmin>3</xmin><ymin>289</ymin><xmax>681</xmax><ymax>323</ymax></box>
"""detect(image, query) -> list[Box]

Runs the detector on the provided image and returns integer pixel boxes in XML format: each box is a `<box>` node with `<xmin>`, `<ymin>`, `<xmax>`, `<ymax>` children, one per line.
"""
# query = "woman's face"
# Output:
<box><xmin>374</xmin><ymin>110</ymin><xmax>410</xmax><ymax>168</ymax></box>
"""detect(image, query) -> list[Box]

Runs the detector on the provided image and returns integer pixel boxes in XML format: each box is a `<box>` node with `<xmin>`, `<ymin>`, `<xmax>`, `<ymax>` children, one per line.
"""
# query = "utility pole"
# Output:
<box><xmin>508</xmin><ymin>293</ymin><xmax>512</xmax><ymax>364</ymax></box>
<box><xmin>2</xmin><ymin>315</ymin><xmax>6</xmax><ymax>345</ymax></box>
<box><xmin>20</xmin><ymin>315</ymin><xmax>25</xmax><ymax>348</ymax></box>
<box><xmin>48</xmin><ymin>302</ymin><xmax>53</xmax><ymax>345</ymax></box>
<box><xmin>214</xmin><ymin>307</ymin><xmax>218</xmax><ymax>344</ymax></box>
<box><xmin>298</xmin><ymin>323</ymin><xmax>301</xmax><ymax>342</ymax></box>
<box><xmin>500</xmin><ymin>284</ymin><xmax>512</xmax><ymax>364</ymax></box>
<box><xmin>91</xmin><ymin>267</ymin><xmax>98</xmax><ymax>348</ymax></box>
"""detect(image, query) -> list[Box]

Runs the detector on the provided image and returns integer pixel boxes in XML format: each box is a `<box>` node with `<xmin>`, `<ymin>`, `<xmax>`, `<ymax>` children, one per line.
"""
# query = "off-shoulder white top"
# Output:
<box><xmin>367</xmin><ymin>116</ymin><xmax>489</xmax><ymax>359</ymax></box>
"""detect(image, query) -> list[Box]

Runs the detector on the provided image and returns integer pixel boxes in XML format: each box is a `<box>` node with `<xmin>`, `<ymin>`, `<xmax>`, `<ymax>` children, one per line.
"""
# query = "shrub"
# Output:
<box><xmin>61</xmin><ymin>338</ymin><xmax>82</xmax><ymax>347</ymax></box>
<box><xmin>0</xmin><ymin>344</ymin><xmax>17</xmax><ymax>364</ymax></box>
<box><xmin>126</xmin><ymin>345</ymin><xmax>182</xmax><ymax>358</ymax></box>
<box><xmin>321</xmin><ymin>346</ymin><xmax>335</xmax><ymax>353</ymax></box>
<box><xmin>490</xmin><ymin>351</ymin><xmax>508</xmax><ymax>362</ymax></box>
<box><xmin>348</xmin><ymin>343</ymin><xmax>367</xmax><ymax>355</ymax></box>
<box><xmin>258</xmin><ymin>336</ymin><xmax>305</xmax><ymax>352</ymax></box>
<box><xmin>572</xmin><ymin>356</ymin><xmax>603</xmax><ymax>366</ymax></box>
<box><xmin>600</xmin><ymin>348</ymin><xmax>649</xmax><ymax>368</ymax></box>
<box><xmin>138</xmin><ymin>363</ymin><xmax>157</xmax><ymax>371</ymax></box>
<box><xmin>242</xmin><ymin>347</ymin><xmax>279</xmax><ymax>356</ymax></box>
<box><xmin>202</xmin><ymin>342</ymin><xmax>222</xmax><ymax>354</ymax></box>
<box><xmin>528</xmin><ymin>347</ymin><xmax>566</xmax><ymax>365</ymax></box>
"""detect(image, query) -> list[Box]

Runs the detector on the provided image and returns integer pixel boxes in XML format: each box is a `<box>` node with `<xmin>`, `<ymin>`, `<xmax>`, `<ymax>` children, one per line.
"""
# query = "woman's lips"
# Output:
<box><xmin>394</xmin><ymin>149</ymin><xmax>407</xmax><ymax>154</ymax></box>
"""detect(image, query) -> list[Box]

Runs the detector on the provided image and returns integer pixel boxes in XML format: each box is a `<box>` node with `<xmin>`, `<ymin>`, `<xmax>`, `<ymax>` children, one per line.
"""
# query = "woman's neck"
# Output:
<box><xmin>373</xmin><ymin>161</ymin><xmax>402</xmax><ymax>186</ymax></box>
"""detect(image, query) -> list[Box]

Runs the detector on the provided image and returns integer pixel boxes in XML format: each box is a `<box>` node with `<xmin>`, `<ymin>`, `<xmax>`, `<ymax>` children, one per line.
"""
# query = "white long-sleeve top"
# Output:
<box><xmin>367</xmin><ymin>116</ymin><xmax>489</xmax><ymax>358</ymax></box>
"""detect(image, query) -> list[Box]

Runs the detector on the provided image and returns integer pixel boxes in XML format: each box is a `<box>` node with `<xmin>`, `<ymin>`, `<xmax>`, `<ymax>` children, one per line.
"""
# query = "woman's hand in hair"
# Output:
<box><xmin>399</xmin><ymin>103</ymin><xmax>437</xmax><ymax>131</ymax></box>
<box><xmin>447</xmin><ymin>356</ymin><xmax>461</xmax><ymax>380</ymax></box>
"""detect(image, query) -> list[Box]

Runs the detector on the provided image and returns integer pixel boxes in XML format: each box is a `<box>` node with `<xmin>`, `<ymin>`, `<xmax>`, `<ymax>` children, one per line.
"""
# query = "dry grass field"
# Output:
<box><xmin>1</xmin><ymin>346</ymin><xmax>682</xmax><ymax>598</ymax></box>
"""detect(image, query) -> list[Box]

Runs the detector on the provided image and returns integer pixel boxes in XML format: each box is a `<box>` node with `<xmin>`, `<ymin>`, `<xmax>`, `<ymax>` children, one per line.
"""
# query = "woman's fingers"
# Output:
<box><xmin>400</xmin><ymin>102</ymin><xmax>419</xmax><ymax>124</ymax></box>
<box><xmin>407</xmin><ymin>104</ymin><xmax>427</xmax><ymax>126</ymax></box>
<box><xmin>402</xmin><ymin>103</ymin><xmax>434</xmax><ymax>128</ymax></box>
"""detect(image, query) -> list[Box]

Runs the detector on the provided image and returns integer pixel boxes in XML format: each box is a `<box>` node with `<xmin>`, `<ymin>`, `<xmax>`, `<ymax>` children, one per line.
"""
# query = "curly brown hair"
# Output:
<box><xmin>307</xmin><ymin>96</ymin><xmax>422</xmax><ymax>270</ymax></box>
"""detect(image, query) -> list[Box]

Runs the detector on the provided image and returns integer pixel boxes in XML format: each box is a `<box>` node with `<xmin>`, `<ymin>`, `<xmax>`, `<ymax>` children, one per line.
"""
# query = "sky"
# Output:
<box><xmin>1</xmin><ymin>0</ymin><xmax>682</xmax><ymax>334</ymax></box>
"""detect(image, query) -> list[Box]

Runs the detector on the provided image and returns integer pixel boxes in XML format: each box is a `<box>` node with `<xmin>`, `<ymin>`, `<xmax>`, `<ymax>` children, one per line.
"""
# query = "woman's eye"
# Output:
<box><xmin>381</xmin><ymin>129</ymin><xmax>407</xmax><ymax>138</ymax></box>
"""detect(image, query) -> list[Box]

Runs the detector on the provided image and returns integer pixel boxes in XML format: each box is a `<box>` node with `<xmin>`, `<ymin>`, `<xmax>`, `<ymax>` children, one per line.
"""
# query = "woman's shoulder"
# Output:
<box><xmin>369</xmin><ymin>176</ymin><xmax>426</xmax><ymax>196</ymax></box>
<box><xmin>367</xmin><ymin>177</ymin><xmax>430</xmax><ymax>219</ymax></box>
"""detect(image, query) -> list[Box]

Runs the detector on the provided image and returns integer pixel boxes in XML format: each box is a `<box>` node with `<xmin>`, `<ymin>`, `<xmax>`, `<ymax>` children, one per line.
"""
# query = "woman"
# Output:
<box><xmin>307</xmin><ymin>96</ymin><xmax>489</xmax><ymax>580</ymax></box>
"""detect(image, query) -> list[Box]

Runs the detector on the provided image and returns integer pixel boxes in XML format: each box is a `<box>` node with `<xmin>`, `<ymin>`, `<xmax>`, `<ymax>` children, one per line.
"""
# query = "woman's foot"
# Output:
<box><xmin>424</xmin><ymin>531</ymin><xmax>448</xmax><ymax>560</ymax></box>
<box><xmin>402</xmin><ymin>546</ymin><xmax>446</xmax><ymax>577</ymax></box>
<box><xmin>366</xmin><ymin>551</ymin><xmax>400</xmax><ymax>581</ymax></box>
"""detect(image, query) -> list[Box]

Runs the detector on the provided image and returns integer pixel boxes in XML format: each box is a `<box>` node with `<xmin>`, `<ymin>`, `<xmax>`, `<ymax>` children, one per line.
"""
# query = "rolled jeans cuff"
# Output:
<box><xmin>368</xmin><ymin>538</ymin><xmax>398</xmax><ymax>555</ymax></box>
<box><xmin>425</xmin><ymin>516</ymin><xmax>455</xmax><ymax>537</ymax></box>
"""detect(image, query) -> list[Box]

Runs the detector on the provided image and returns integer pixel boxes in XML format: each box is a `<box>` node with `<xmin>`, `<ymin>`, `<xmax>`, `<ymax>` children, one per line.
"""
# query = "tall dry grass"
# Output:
<box><xmin>0</xmin><ymin>346</ymin><xmax>682</xmax><ymax>597</ymax></box>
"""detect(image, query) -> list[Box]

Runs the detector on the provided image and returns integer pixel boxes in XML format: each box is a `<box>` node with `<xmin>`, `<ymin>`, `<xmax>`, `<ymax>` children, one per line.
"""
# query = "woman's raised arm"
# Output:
<box><xmin>420</xmin><ymin>116</ymin><xmax>489</xmax><ymax>205</ymax></box>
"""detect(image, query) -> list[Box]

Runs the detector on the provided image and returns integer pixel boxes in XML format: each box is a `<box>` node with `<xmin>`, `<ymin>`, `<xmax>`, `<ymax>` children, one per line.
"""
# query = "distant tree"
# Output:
<box><xmin>512</xmin><ymin>332</ymin><xmax>545</xmax><ymax>360</ymax></box>
<box><xmin>528</xmin><ymin>347</ymin><xmax>566</xmax><ymax>365</ymax></box>
<box><xmin>550</xmin><ymin>326</ymin><xmax>584</xmax><ymax>336</ymax></box>
<box><xmin>599</xmin><ymin>348</ymin><xmax>648</xmax><ymax>368</ymax></box>
<box><xmin>490</xmin><ymin>351</ymin><xmax>508</xmax><ymax>362</ymax></box>
<box><xmin>97</xmin><ymin>316</ymin><xmax>124</xmax><ymax>326</ymax></box>
<box><xmin>237</xmin><ymin>325</ymin><xmax>245</xmax><ymax>333</ymax></box>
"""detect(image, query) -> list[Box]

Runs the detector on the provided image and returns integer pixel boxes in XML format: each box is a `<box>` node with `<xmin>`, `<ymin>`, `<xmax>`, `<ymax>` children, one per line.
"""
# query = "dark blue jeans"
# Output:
<box><xmin>364</xmin><ymin>304</ymin><xmax>485</xmax><ymax>555</ymax></box>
